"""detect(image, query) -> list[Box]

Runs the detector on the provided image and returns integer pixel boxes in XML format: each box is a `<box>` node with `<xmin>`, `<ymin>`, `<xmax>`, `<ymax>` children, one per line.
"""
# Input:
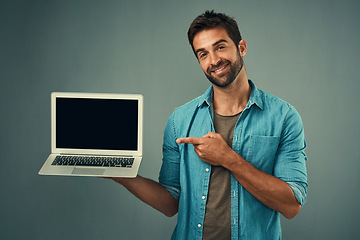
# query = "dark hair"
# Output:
<box><xmin>187</xmin><ymin>10</ymin><xmax>242</xmax><ymax>55</ymax></box>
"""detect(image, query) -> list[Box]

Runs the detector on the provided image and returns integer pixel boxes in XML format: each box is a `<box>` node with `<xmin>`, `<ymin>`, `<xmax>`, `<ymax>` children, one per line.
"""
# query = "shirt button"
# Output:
<box><xmin>205</xmin><ymin>168</ymin><xmax>209</xmax><ymax>172</ymax></box>
<box><xmin>198</xmin><ymin>224</ymin><xmax>202</xmax><ymax>228</ymax></box>
<box><xmin>202</xmin><ymin>196</ymin><xmax>206</xmax><ymax>200</ymax></box>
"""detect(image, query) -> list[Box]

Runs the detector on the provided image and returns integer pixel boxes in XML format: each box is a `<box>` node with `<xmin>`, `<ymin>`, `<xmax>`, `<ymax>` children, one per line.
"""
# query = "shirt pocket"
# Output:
<box><xmin>246</xmin><ymin>135</ymin><xmax>280</xmax><ymax>174</ymax></box>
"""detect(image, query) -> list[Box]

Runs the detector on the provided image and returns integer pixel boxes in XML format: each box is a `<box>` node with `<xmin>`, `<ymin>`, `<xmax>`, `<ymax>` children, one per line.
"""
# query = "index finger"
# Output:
<box><xmin>176</xmin><ymin>137</ymin><xmax>203</xmax><ymax>145</ymax></box>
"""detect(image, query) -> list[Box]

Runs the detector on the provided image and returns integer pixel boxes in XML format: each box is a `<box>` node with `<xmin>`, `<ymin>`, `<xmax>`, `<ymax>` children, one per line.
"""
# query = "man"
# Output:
<box><xmin>109</xmin><ymin>10</ymin><xmax>308</xmax><ymax>240</ymax></box>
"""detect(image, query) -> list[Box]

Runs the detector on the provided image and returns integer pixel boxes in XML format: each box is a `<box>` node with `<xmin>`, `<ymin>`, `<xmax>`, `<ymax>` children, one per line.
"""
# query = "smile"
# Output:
<box><xmin>212</xmin><ymin>63</ymin><xmax>229</xmax><ymax>73</ymax></box>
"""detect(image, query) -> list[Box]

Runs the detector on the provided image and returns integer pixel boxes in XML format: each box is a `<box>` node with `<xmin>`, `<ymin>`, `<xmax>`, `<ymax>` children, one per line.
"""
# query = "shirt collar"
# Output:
<box><xmin>247</xmin><ymin>80</ymin><xmax>264</xmax><ymax>110</ymax></box>
<box><xmin>197</xmin><ymin>86</ymin><xmax>213</xmax><ymax>108</ymax></box>
<box><xmin>197</xmin><ymin>80</ymin><xmax>264</xmax><ymax>110</ymax></box>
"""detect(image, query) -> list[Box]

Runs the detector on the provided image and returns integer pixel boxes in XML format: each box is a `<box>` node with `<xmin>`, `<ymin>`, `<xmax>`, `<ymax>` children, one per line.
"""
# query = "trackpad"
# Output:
<box><xmin>72</xmin><ymin>167</ymin><xmax>105</xmax><ymax>176</ymax></box>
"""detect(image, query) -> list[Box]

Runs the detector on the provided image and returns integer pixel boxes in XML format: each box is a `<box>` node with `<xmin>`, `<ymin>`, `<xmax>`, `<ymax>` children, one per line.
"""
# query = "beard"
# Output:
<box><xmin>204</xmin><ymin>52</ymin><xmax>244</xmax><ymax>88</ymax></box>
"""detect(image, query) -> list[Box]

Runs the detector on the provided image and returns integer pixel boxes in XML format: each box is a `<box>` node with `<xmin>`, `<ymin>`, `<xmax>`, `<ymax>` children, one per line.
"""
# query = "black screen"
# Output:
<box><xmin>56</xmin><ymin>98</ymin><xmax>138</xmax><ymax>151</ymax></box>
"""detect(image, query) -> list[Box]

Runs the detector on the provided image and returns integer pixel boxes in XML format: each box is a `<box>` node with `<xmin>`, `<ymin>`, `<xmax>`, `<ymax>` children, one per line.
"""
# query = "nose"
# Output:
<box><xmin>209</xmin><ymin>52</ymin><xmax>221</xmax><ymax>66</ymax></box>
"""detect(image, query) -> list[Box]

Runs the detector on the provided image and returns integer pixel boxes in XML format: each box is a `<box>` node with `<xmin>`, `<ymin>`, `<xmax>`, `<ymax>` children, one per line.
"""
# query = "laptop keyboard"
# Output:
<box><xmin>52</xmin><ymin>155</ymin><xmax>134</xmax><ymax>168</ymax></box>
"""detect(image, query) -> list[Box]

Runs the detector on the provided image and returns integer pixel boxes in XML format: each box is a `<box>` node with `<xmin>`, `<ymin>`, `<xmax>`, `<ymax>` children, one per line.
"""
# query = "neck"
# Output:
<box><xmin>212</xmin><ymin>69</ymin><xmax>251</xmax><ymax>116</ymax></box>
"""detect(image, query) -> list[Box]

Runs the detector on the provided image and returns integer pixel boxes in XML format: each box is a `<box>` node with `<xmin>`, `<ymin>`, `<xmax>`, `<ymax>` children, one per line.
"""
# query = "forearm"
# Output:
<box><xmin>224</xmin><ymin>152</ymin><xmax>301</xmax><ymax>219</ymax></box>
<box><xmin>112</xmin><ymin>175</ymin><xmax>179</xmax><ymax>217</ymax></box>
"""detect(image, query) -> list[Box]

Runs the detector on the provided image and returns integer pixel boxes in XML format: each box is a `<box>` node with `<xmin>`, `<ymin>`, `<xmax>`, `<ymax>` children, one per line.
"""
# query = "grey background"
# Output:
<box><xmin>1</xmin><ymin>0</ymin><xmax>359</xmax><ymax>239</ymax></box>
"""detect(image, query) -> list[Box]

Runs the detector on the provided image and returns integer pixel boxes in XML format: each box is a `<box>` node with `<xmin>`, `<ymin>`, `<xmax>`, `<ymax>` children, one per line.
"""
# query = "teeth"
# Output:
<box><xmin>214</xmin><ymin>64</ymin><xmax>227</xmax><ymax>73</ymax></box>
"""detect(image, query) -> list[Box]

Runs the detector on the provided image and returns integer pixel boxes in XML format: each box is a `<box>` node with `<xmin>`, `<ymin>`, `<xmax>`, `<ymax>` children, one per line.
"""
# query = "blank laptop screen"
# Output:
<box><xmin>56</xmin><ymin>98</ymin><xmax>138</xmax><ymax>151</ymax></box>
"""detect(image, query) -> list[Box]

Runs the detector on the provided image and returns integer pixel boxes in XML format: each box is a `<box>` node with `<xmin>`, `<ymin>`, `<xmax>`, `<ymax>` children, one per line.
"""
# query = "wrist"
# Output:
<box><xmin>112</xmin><ymin>175</ymin><xmax>138</xmax><ymax>185</ymax></box>
<box><xmin>223</xmin><ymin>150</ymin><xmax>243</xmax><ymax>170</ymax></box>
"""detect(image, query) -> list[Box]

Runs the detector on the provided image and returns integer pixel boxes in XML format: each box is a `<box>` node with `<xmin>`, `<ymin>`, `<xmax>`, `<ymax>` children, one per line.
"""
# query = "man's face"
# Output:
<box><xmin>192</xmin><ymin>27</ymin><xmax>244</xmax><ymax>88</ymax></box>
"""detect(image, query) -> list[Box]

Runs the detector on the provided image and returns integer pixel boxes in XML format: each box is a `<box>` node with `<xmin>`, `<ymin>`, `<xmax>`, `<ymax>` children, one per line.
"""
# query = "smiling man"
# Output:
<box><xmin>108</xmin><ymin>10</ymin><xmax>308</xmax><ymax>240</ymax></box>
<box><xmin>194</xmin><ymin>31</ymin><xmax>244</xmax><ymax>89</ymax></box>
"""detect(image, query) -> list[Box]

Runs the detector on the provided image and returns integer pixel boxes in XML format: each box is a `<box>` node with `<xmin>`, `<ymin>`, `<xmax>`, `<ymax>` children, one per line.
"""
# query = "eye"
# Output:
<box><xmin>216</xmin><ymin>45</ymin><xmax>225</xmax><ymax>51</ymax></box>
<box><xmin>198</xmin><ymin>52</ymin><xmax>208</xmax><ymax>59</ymax></box>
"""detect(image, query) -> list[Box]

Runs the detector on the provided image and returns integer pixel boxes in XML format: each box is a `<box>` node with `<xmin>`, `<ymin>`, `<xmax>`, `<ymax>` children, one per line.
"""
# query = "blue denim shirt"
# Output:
<box><xmin>159</xmin><ymin>80</ymin><xmax>308</xmax><ymax>240</ymax></box>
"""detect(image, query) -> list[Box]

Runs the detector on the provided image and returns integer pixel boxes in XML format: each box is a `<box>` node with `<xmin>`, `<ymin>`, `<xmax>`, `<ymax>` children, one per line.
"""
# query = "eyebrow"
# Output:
<box><xmin>195</xmin><ymin>39</ymin><xmax>229</xmax><ymax>57</ymax></box>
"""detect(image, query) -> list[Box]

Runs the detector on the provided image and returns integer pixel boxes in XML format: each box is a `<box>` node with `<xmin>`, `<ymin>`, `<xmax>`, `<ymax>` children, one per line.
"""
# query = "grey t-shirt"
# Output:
<box><xmin>202</xmin><ymin>111</ymin><xmax>241</xmax><ymax>240</ymax></box>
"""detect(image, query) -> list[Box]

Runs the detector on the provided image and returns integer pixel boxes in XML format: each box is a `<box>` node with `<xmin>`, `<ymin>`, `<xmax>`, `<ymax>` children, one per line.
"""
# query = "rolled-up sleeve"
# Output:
<box><xmin>158</xmin><ymin>112</ymin><xmax>181</xmax><ymax>200</ymax></box>
<box><xmin>274</xmin><ymin>106</ymin><xmax>308</xmax><ymax>205</ymax></box>
<box><xmin>286</xmin><ymin>181</ymin><xmax>308</xmax><ymax>205</ymax></box>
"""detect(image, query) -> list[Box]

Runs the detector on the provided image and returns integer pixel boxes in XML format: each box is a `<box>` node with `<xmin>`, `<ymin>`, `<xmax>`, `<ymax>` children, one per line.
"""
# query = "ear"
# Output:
<box><xmin>238</xmin><ymin>39</ymin><xmax>247</xmax><ymax>57</ymax></box>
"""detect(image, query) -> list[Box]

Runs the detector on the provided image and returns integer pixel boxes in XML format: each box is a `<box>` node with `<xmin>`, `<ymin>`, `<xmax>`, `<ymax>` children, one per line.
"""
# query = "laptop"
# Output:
<box><xmin>39</xmin><ymin>92</ymin><xmax>143</xmax><ymax>177</ymax></box>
